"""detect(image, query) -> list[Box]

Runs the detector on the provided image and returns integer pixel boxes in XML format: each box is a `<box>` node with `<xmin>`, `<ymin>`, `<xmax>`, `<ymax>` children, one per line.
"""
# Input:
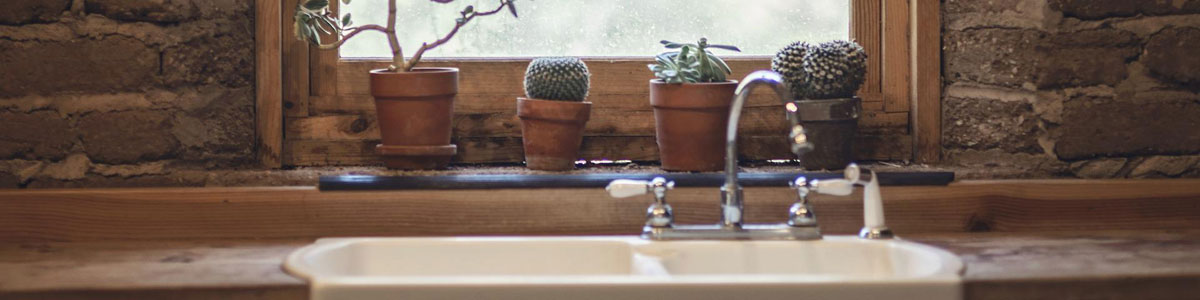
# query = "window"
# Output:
<box><xmin>339</xmin><ymin>0</ymin><xmax>849</xmax><ymax>58</ymax></box>
<box><xmin>260</xmin><ymin>0</ymin><xmax>941</xmax><ymax>168</ymax></box>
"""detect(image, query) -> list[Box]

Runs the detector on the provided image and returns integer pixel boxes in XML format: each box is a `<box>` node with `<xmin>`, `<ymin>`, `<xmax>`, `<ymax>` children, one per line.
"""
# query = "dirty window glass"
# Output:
<box><xmin>338</xmin><ymin>0</ymin><xmax>849</xmax><ymax>58</ymax></box>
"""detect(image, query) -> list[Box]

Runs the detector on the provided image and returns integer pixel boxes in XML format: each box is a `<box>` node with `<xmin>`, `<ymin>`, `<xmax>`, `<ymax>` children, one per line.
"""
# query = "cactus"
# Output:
<box><xmin>524</xmin><ymin>57</ymin><xmax>591</xmax><ymax>101</ymax></box>
<box><xmin>772</xmin><ymin>40</ymin><xmax>868</xmax><ymax>99</ymax></box>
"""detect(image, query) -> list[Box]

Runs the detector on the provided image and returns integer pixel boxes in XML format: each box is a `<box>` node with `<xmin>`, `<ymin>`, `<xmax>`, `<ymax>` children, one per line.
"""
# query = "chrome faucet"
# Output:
<box><xmin>720</xmin><ymin>70</ymin><xmax>814</xmax><ymax>227</ymax></box>
<box><xmin>605</xmin><ymin>71</ymin><xmax>823</xmax><ymax>240</ymax></box>
<box><xmin>606</xmin><ymin>71</ymin><xmax>893</xmax><ymax>240</ymax></box>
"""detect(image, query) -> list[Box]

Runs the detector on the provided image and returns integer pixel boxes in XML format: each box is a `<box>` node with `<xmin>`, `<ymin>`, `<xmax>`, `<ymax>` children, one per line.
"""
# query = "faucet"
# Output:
<box><xmin>605</xmin><ymin>71</ymin><xmax>892</xmax><ymax>240</ymax></box>
<box><xmin>720</xmin><ymin>70</ymin><xmax>814</xmax><ymax>227</ymax></box>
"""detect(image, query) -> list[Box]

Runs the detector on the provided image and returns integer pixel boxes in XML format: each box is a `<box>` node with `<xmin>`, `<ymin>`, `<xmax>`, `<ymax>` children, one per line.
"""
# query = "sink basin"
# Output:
<box><xmin>285</xmin><ymin>236</ymin><xmax>963</xmax><ymax>300</ymax></box>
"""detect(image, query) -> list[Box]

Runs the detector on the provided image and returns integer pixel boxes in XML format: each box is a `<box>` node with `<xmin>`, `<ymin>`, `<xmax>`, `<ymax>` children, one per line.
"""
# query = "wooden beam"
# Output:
<box><xmin>308</xmin><ymin>0</ymin><xmax>339</xmax><ymax>99</ymax></box>
<box><xmin>882</xmin><ymin>0</ymin><xmax>912</xmax><ymax>113</ymax></box>
<box><xmin>282</xmin><ymin>0</ymin><xmax>310</xmax><ymax>118</ymax></box>
<box><xmin>255</xmin><ymin>0</ymin><xmax>283</xmax><ymax>168</ymax></box>
<box><xmin>851</xmin><ymin>0</ymin><xmax>883</xmax><ymax>96</ymax></box>
<box><xmin>913</xmin><ymin>0</ymin><xmax>942</xmax><ymax>163</ymax></box>
<box><xmin>2</xmin><ymin>180</ymin><xmax>1199</xmax><ymax>242</ymax></box>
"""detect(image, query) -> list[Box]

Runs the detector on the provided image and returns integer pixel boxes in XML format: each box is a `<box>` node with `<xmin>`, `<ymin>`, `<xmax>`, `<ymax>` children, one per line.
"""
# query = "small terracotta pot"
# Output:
<box><xmin>517</xmin><ymin>98</ymin><xmax>592</xmax><ymax>171</ymax></box>
<box><xmin>370</xmin><ymin>67</ymin><xmax>459</xmax><ymax>169</ymax></box>
<box><xmin>649</xmin><ymin>80</ymin><xmax>738</xmax><ymax>171</ymax></box>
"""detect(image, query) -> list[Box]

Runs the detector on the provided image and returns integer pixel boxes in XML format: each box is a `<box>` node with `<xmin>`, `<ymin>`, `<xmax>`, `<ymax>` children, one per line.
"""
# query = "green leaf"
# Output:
<box><xmin>303</xmin><ymin>0</ymin><xmax>329</xmax><ymax>11</ymax></box>
<box><xmin>341</xmin><ymin>13</ymin><xmax>352</xmax><ymax>27</ymax></box>
<box><xmin>462</xmin><ymin>5</ymin><xmax>474</xmax><ymax>15</ymax></box>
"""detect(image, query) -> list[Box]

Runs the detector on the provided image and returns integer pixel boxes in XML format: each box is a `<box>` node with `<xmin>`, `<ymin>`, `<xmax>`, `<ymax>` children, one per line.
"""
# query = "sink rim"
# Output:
<box><xmin>284</xmin><ymin>235</ymin><xmax>964</xmax><ymax>285</ymax></box>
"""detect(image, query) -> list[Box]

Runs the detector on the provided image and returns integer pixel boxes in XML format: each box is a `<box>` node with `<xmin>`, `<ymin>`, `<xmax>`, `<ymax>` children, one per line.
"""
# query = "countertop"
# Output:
<box><xmin>2</xmin><ymin>230</ymin><xmax>1199</xmax><ymax>300</ymax></box>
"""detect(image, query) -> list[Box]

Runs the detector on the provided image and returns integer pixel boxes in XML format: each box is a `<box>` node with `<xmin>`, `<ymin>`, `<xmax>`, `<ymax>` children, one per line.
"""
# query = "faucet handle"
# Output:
<box><xmin>810</xmin><ymin>179</ymin><xmax>855</xmax><ymax>196</ymax></box>
<box><xmin>605</xmin><ymin>177</ymin><xmax>674</xmax><ymax>198</ymax></box>
<box><xmin>607</xmin><ymin>177</ymin><xmax>675</xmax><ymax>228</ymax></box>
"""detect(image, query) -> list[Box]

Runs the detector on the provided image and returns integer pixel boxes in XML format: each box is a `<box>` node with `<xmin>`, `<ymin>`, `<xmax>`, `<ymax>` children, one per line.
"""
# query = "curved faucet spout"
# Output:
<box><xmin>720</xmin><ymin>70</ymin><xmax>813</xmax><ymax>228</ymax></box>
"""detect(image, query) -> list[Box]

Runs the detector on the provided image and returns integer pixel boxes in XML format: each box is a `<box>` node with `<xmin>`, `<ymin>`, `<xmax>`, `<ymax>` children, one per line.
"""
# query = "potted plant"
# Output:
<box><xmin>647</xmin><ymin>38</ymin><xmax>741</xmax><ymax>171</ymax></box>
<box><xmin>772</xmin><ymin>40</ymin><xmax>868</xmax><ymax>170</ymax></box>
<box><xmin>293</xmin><ymin>0</ymin><xmax>520</xmax><ymax>169</ymax></box>
<box><xmin>517</xmin><ymin>57</ymin><xmax>592</xmax><ymax>171</ymax></box>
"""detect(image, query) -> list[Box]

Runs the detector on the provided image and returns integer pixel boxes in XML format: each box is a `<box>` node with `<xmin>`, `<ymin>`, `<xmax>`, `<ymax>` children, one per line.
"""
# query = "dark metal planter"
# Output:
<box><xmin>792</xmin><ymin>97</ymin><xmax>861</xmax><ymax>170</ymax></box>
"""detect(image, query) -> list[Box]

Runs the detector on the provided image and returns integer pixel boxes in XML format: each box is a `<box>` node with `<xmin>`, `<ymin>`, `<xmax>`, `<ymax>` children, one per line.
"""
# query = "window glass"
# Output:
<box><xmin>339</xmin><ymin>0</ymin><xmax>849</xmax><ymax>57</ymax></box>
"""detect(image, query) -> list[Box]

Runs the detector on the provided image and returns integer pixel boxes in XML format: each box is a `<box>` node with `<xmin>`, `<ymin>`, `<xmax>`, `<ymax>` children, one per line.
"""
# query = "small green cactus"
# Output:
<box><xmin>524</xmin><ymin>57</ymin><xmax>591</xmax><ymax>101</ymax></box>
<box><xmin>772</xmin><ymin>40</ymin><xmax>868</xmax><ymax>99</ymax></box>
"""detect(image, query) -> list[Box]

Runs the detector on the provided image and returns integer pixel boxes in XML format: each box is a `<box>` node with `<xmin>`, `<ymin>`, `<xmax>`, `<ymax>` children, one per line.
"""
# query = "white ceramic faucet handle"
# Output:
<box><xmin>606</xmin><ymin>179</ymin><xmax>650</xmax><ymax>198</ymax></box>
<box><xmin>812</xmin><ymin>179</ymin><xmax>854</xmax><ymax>196</ymax></box>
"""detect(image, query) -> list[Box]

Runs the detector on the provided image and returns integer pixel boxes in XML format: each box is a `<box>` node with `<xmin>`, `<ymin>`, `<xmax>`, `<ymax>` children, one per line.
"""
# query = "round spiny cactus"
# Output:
<box><xmin>771</xmin><ymin>41</ymin><xmax>813</xmax><ymax>100</ymax></box>
<box><xmin>524</xmin><ymin>57</ymin><xmax>591</xmax><ymax>101</ymax></box>
<box><xmin>772</xmin><ymin>40</ymin><xmax>868</xmax><ymax>100</ymax></box>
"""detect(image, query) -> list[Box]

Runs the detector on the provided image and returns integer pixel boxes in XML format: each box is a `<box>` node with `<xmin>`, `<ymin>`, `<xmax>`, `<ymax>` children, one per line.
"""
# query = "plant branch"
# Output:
<box><xmin>401</xmin><ymin>0</ymin><xmax>511</xmax><ymax>71</ymax></box>
<box><xmin>315</xmin><ymin>25</ymin><xmax>388</xmax><ymax>50</ymax></box>
<box><xmin>386</xmin><ymin>0</ymin><xmax>403</xmax><ymax>71</ymax></box>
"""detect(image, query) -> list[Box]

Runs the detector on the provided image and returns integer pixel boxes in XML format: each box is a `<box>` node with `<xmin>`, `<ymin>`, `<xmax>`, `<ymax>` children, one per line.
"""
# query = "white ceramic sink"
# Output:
<box><xmin>285</xmin><ymin>236</ymin><xmax>963</xmax><ymax>300</ymax></box>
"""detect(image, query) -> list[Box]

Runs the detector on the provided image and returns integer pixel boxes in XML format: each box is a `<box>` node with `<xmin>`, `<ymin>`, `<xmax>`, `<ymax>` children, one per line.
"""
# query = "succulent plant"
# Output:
<box><xmin>772</xmin><ymin>40</ymin><xmax>868</xmax><ymax>99</ymax></box>
<box><xmin>648</xmin><ymin>38</ymin><xmax>741</xmax><ymax>83</ymax></box>
<box><xmin>294</xmin><ymin>0</ymin><xmax>520</xmax><ymax>72</ymax></box>
<box><xmin>524</xmin><ymin>57</ymin><xmax>591</xmax><ymax>101</ymax></box>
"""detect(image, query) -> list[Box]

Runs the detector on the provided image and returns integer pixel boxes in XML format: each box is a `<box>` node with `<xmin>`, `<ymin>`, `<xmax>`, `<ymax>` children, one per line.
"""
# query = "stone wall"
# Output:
<box><xmin>0</xmin><ymin>0</ymin><xmax>255</xmax><ymax>188</ymax></box>
<box><xmin>943</xmin><ymin>0</ymin><xmax>1200</xmax><ymax>178</ymax></box>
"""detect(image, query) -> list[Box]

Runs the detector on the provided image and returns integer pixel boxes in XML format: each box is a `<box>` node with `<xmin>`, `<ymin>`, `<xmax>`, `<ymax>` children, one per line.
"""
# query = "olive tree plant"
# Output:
<box><xmin>294</xmin><ymin>0</ymin><xmax>520</xmax><ymax>72</ymax></box>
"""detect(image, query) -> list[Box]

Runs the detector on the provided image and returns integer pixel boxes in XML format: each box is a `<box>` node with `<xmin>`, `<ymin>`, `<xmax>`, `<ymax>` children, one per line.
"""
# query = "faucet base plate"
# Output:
<box><xmin>643</xmin><ymin>224</ymin><xmax>821</xmax><ymax>241</ymax></box>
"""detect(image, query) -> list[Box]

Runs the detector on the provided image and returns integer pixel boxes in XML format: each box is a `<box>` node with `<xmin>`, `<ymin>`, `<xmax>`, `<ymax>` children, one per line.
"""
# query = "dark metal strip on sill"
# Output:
<box><xmin>319</xmin><ymin>171</ymin><xmax>954</xmax><ymax>191</ymax></box>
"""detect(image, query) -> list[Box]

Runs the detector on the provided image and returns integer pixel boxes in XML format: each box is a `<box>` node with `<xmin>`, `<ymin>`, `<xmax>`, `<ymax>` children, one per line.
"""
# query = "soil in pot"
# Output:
<box><xmin>517</xmin><ymin>98</ymin><xmax>592</xmax><ymax>171</ymax></box>
<box><xmin>370</xmin><ymin>67</ymin><xmax>459</xmax><ymax>170</ymax></box>
<box><xmin>649</xmin><ymin>80</ymin><xmax>738</xmax><ymax>172</ymax></box>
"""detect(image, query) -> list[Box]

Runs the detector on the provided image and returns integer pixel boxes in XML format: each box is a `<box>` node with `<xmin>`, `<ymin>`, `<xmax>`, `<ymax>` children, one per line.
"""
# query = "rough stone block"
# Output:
<box><xmin>943</xmin><ymin>96</ymin><xmax>1043</xmax><ymax>153</ymax></box>
<box><xmin>0</xmin><ymin>37</ymin><xmax>157</xmax><ymax>97</ymax></box>
<box><xmin>1069</xmin><ymin>157</ymin><xmax>1128</xmax><ymax>178</ymax></box>
<box><xmin>0</xmin><ymin>171</ymin><xmax>17</xmax><ymax>188</ymax></box>
<box><xmin>170</xmin><ymin>88</ymin><xmax>255</xmax><ymax>162</ymax></box>
<box><xmin>1056</xmin><ymin>96</ymin><xmax>1200</xmax><ymax>160</ymax></box>
<box><xmin>1144</xmin><ymin>27</ymin><xmax>1200</xmax><ymax>90</ymax></box>
<box><xmin>0</xmin><ymin>0</ymin><xmax>70</xmax><ymax>25</ymax></box>
<box><xmin>78</xmin><ymin>110</ymin><xmax>180</xmax><ymax>164</ymax></box>
<box><xmin>945</xmin><ymin>0</ymin><xmax>1027</xmax><ymax>14</ymax></box>
<box><xmin>162</xmin><ymin>28</ymin><xmax>254</xmax><ymax>88</ymax></box>
<box><xmin>1052</xmin><ymin>0</ymin><xmax>1200</xmax><ymax>20</ymax></box>
<box><xmin>1129</xmin><ymin>155</ymin><xmax>1200</xmax><ymax>178</ymax></box>
<box><xmin>944</xmin><ymin>29</ymin><xmax>1043</xmax><ymax>88</ymax></box>
<box><xmin>85</xmin><ymin>0</ymin><xmax>198</xmax><ymax>23</ymax></box>
<box><xmin>1036</xmin><ymin>48</ymin><xmax>1136</xmax><ymax>88</ymax></box>
<box><xmin>0</xmin><ymin>111</ymin><xmax>76</xmax><ymax>160</ymax></box>
<box><xmin>1036</xmin><ymin>29</ymin><xmax>1140</xmax><ymax>88</ymax></box>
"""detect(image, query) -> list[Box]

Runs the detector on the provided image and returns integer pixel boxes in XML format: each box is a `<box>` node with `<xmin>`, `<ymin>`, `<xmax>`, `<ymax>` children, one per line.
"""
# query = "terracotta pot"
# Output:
<box><xmin>649</xmin><ymin>80</ymin><xmax>738</xmax><ymax>171</ymax></box>
<box><xmin>370</xmin><ymin>67</ymin><xmax>459</xmax><ymax>169</ymax></box>
<box><xmin>517</xmin><ymin>98</ymin><xmax>592</xmax><ymax>171</ymax></box>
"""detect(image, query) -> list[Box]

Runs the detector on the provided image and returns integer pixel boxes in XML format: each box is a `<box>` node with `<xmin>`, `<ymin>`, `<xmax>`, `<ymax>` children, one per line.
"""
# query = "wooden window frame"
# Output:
<box><xmin>255</xmin><ymin>0</ymin><xmax>940</xmax><ymax>168</ymax></box>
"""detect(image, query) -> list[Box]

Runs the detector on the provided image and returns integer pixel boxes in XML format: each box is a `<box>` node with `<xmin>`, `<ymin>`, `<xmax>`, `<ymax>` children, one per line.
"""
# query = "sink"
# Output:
<box><xmin>285</xmin><ymin>236</ymin><xmax>963</xmax><ymax>300</ymax></box>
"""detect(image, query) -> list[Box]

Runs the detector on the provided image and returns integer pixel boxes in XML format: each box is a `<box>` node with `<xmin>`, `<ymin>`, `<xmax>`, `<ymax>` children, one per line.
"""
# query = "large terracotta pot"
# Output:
<box><xmin>517</xmin><ymin>98</ymin><xmax>592</xmax><ymax>171</ymax></box>
<box><xmin>370</xmin><ymin>67</ymin><xmax>459</xmax><ymax>169</ymax></box>
<box><xmin>649</xmin><ymin>80</ymin><xmax>738</xmax><ymax>171</ymax></box>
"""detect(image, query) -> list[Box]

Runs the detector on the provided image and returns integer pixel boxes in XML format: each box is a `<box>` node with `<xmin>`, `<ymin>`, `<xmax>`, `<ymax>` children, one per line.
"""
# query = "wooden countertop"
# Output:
<box><xmin>1</xmin><ymin>180</ymin><xmax>1198</xmax><ymax>299</ymax></box>
<box><xmin>2</xmin><ymin>230</ymin><xmax>1198</xmax><ymax>300</ymax></box>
